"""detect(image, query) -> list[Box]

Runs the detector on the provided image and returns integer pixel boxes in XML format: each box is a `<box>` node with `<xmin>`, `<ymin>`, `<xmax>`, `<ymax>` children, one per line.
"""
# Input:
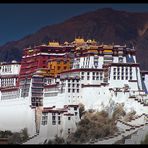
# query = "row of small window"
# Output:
<box><xmin>81</xmin><ymin>75</ymin><xmax>103</xmax><ymax>80</ymax></box>
<box><xmin>113</xmin><ymin>76</ymin><xmax>132</xmax><ymax>80</ymax></box>
<box><xmin>68</xmin><ymin>83</ymin><xmax>79</xmax><ymax>87</ymax></box>
<box><xmin>68</xmin><ymin>79</ymin><xmax>79</xmax><ymax>83</ymax></box>
<box><xmin>31</xmin><ymin>99</ymin><xmax>43</xmax><ymax>107</ymax></box>
<box><xmin>52</xmin><ymin>115</ymin><xmax>61</xmax><ymax>125</ymax></box>
<box><xmin>68</xmin><ymin>89</ymin><xmax>79</xmax><ymax>93</ymax></box>
<box><xmin>1</xmin><ymin>66</ymin><xmax>12</xmax><ymax>73</ymax></box>
<box><xmin>44</xmin><ymin>79</ymin><xmax>52</xmax><ymax>84</ymax></box>
<box><xmin>81</xmin><ymin>72</ymin><xmax>85</xmax><ymax>75</ymax></box>
<box><xmin>52</xmin><ymin>111</ymin><xmax>77</xmax><ymax>116</ymax></box>
<box><xmin>113</xmin><ymin>67</ymin><xmax>132</xmax><ymax>72</ymax></box>
<box><xmin>81</xmin><ymin>72</ymin><xmax>103</xmax><ymax>76</ymax></box>
<box><xmin>93</xmin><ymin>72</ymin><xmax>103</xmax><ymax>75</ymax></box>
<box><xmin>82</xmin><ymin>56</ymin><xmax>98</xmax><ymax>60</ymax></box>
<box><xmin>56</xmin><ymin>66</ymin><xmax>68</xmax><ymax>70</ymax></box>
<box><xmin>113</xmin><ymin>72</ymin><xmax>132</xmax><ymax>75</ymax></box>
<box><xmin>1</xmin><ymin>95</ymin><xmax>19</xmax><ymax>100</ymax></box>
<box><xmin>92</xmin><ymin>76</ymin><xmax>103</xmax><ymax>80</ymax></box>
<box><xmin>44</xmin><ymin>92</ymin><xmax>58</xmax><ymax>97</ymax></box>
<box><xmin>52</xmin><ymin>116</ymin><xmax>72</xmax><ymax>124</ymax></box>
<box><xmin>113</xmin><ymin>71</ymin><xmax>132</xmax><ymax>79</ymax></box>
<box><xmin>92</xmin><ymin>72</ymin><xmax>103</xmax><ymax>80</ymax></box>
<box><xmin>42</xmin><ymin>112</ymin><xmax>77</xmax><ymax>126</ymax></box>
<box><xmin>1</xmin><ymin>81</ymin><xmax>15</xmax><ymax>85</ymax></box>
<box><xmin>1</xmin><ymin>79</ymin><xmax>15</xmax><ymax>83</ymax></box>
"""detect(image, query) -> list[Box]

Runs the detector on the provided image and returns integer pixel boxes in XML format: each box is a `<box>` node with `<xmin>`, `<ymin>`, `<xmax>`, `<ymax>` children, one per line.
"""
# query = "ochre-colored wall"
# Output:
<box><xmin>48</xmin><ymin>59</ymin><xmax>70</xmax><ymax>77</ymax></box>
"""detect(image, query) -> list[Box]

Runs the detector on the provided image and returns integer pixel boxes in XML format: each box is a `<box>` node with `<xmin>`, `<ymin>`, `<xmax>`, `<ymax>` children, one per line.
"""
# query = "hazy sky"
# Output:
<box><xmin>0</xmin><ymin>3</ymin><xmax>148</xmax><ymax>45</ymax></box>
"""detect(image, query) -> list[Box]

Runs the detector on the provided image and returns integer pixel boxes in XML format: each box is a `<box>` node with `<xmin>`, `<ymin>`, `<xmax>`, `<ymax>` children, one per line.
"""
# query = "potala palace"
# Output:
<box><xmin>0</xmin><ymin>38</ymin><xmax>148</xmax><ymax>144</ymax></box>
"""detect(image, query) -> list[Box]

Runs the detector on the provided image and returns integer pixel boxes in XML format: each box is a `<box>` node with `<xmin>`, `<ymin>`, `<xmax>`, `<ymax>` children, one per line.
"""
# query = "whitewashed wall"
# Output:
<box><xmin>0</xmin><ymin>99</ymin><xmax>36</xmax><ymax>137</ymax></box>
<box><xmin>143</xmin><ymin>74</ymin><xmax>148</xmax><ymax>93</ymax></box>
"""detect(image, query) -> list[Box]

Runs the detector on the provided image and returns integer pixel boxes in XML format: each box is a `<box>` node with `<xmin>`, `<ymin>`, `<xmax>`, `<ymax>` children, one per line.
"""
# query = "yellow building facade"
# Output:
<box><xmin>48</xmin><ymin>58</ymin><xmax>71</xmax><ymax>77</ymax></box>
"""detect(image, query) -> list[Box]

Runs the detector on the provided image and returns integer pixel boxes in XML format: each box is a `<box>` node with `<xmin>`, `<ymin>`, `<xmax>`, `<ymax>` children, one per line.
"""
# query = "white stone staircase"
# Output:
<box><xmin>23</xmin><ymin>133</ymin><xmax>47</xmax><ymax>144</ymax></box>
<box><xmin>90</xmin><ymin>114</ymin><xmax>148</xmax><ymax>144</ymax></box>
<box><xmin>124</xmin><ymin>123</ymin><xmax>148</xmax><ymax>144</ymax></box>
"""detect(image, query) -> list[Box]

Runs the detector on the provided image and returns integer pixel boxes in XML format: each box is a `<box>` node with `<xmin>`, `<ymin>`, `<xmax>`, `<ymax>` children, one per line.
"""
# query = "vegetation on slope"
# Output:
<box><xmin>0</xmin><ymin>130</ymin><xmax>13</xmax><ymax>138</ymax></box>
<box><xmin>0</xmin><ymin>128</ymin><xmax>29</xmax><ymax>144</ymax></box>
<box><xmin>46</xmin><ymin>103</ymin><xmax>137</xmax><ymax>144</ymax></box>
<box><xmin>67</xmin><ymin>110</ymin><xmax>118</xmax><ymax>144</ymax></box>
<box><xmin>48</xmin><ymin>135</ymin><xmax>65</xmax><ymax>144</ymax></box>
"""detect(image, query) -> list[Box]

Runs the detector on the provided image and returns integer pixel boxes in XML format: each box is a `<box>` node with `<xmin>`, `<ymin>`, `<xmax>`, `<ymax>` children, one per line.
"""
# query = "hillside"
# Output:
<box><xmin>0</xmin><ymin>8</ymin><xmax>148</xmax><ymax>70</ymax></box>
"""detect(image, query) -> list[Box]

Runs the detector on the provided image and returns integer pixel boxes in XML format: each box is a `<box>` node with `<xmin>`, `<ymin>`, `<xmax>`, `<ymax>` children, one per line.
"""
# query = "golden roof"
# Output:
<box><xmin>48</xmin><ymin>42</ymin><xmax>60</xmax><ymax>47</ymax></box>
<box><xmin>75</xmin><ymin>38</ymin><xmax>85</xmax><ymax>44</ymax></box>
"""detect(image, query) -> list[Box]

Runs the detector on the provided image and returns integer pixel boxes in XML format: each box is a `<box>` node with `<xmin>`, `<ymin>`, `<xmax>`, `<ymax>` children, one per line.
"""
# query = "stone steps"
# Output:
<box><xmin>94</xmin><ymin>114</ymin><xmax>148</xmax><ymax>144</ymax></box>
